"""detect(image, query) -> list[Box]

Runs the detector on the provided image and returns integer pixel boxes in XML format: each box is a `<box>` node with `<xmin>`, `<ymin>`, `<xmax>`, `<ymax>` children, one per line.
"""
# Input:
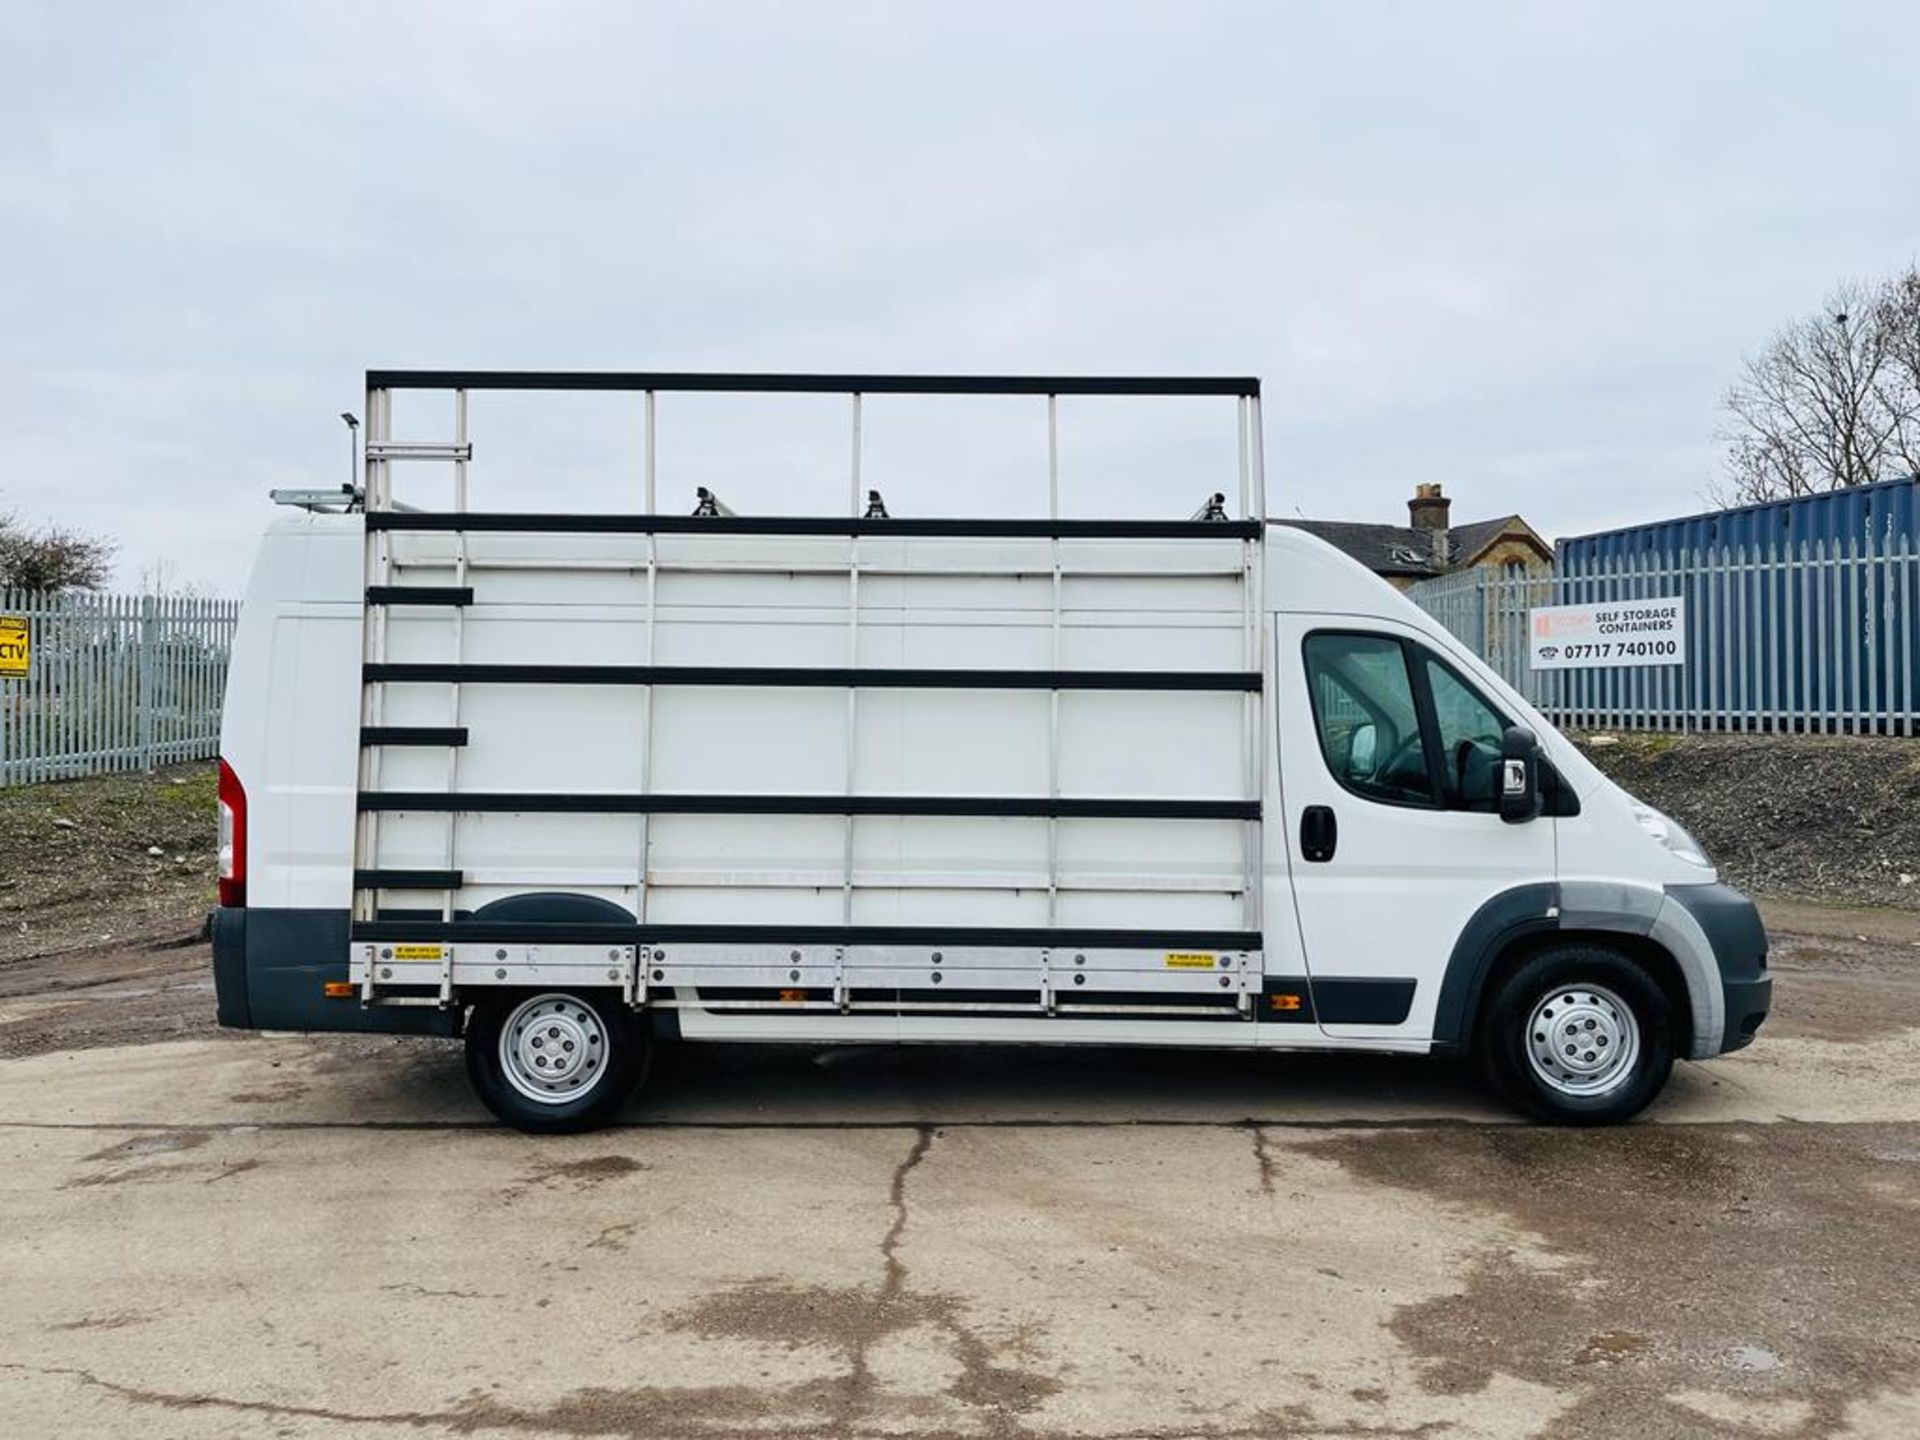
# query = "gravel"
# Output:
<box><xmin>1574</xmin><ymin>731</ymin><xmax>1920</xmax><ymax>909</ymax></box>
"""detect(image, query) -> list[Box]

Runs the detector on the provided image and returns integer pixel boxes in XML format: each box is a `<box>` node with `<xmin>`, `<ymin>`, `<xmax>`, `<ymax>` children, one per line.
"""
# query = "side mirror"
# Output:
<box><xmin>1347</xmin><ymin>722</ymin><xmax>1378</xmax><ymax>779</ymax></box>
<box><xmin>1498</xmin><ymin>725</ymin><xmax>1543</xmax><ymax>824</ymax></box>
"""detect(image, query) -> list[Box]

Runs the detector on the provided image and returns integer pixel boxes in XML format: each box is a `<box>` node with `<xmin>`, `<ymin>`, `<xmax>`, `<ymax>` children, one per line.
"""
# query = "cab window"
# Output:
<box><xmin>1303</xmin><ymin>633</ymin><xmax>1511</xmax><ymax>811</ymax></box>
<box><xmin>1302</xmin><ymin>634</ymin><xmax>1437</xmax><ymax>806</ymax></box>
<box><xmin>1423</xmin><ymin>653</ymin><xmax>1508</xmax><ymax>810</ymax></box>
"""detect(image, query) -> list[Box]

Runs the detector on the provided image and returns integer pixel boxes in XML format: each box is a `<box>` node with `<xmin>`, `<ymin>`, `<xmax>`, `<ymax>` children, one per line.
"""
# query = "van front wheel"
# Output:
<box><xmin>465</xmin><ymin>990</ymin><xmax>648</xmax><ymax>1133</ymax></box>
<box><xmin>1478</xmin><ymin>946</ymin><xmax>1674</xmax><ymax>1125</ymax></box>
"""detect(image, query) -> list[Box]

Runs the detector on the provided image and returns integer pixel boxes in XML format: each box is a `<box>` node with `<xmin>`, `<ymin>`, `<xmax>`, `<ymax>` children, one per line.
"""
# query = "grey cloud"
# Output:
<box><xmin>2</xmin><ymin>0</ymin><xmax>1917</xmax><ymax>585</ymax></box>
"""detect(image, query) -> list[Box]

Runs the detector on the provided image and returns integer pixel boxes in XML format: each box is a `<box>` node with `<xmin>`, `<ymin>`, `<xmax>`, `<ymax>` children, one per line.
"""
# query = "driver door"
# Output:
<box><xmin>1276</xmin><ymin>616</ymin><xmax>1554</xmax><ymax>1042</ymax></box>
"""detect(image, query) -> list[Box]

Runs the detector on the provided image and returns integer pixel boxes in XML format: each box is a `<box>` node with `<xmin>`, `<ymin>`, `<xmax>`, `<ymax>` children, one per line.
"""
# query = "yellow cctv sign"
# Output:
<box><xmin>0</xmin><ymin>615</ymin><xmax>28</xmax><ymax>678</ymax></box>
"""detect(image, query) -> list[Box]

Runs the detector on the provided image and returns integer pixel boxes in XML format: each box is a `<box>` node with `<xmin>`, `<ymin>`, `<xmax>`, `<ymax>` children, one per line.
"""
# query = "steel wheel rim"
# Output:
<box><xmin>1524</xmin><ymin>983</ymin><xmax>1640</xmax><ymax>1099</ymax></box>
<box><xmin>499</xmin><ymin>994</ymin><xmax>608</xmax><ymax>1105</ymax></box>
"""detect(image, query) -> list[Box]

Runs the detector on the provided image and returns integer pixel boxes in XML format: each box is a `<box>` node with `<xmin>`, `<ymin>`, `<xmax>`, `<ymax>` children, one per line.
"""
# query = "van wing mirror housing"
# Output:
<box><xmin>1498</xmin><ymin>725</ymin><xmax>1544</xmax><ymax>824</ymax></box>
<box><xmin>1347</xmin><ymin>722</ymin><xmax>1378</xmax><ymax>780</ymax></box>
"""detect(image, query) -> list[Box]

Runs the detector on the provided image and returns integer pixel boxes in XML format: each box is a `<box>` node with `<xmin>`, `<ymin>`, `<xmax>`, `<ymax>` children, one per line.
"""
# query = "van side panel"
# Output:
<box><xmin>216</xmin><ymin>518</ymin><xmax>409</xmax><ymax>1034</ymax></box>
<box><xmin>366</xmin><ymin>531</ymin><xmax>1260</xmax><ymax>941</ymax></box>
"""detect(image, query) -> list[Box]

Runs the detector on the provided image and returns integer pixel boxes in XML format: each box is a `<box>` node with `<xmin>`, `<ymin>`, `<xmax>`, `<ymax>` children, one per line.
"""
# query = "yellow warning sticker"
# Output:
<box><xmin>392</xmin><ymin>944</ymin><xmax>444</xmax><ymax>962</ymax></box>
<box><xmin>1164</xmin><ymin>952</ymin><xmax>1217</xmax><ymax>970</ymax></box>
<box><xmin>0</xmin><ymin>615</ymin><xmax>28</xmax><ymax>678</ymax></box>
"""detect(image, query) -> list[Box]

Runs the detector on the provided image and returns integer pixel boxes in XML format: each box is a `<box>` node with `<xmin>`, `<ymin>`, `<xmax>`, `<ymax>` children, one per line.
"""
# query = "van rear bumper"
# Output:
<box><xmin>210</xmin><ymin>906</ymin><xmax>253</xmax><ymax>1028</ymax></box>
<box><xmin>209</xmin><ymin>907</ymin><xmax>458</xmax><ymax>1037</ymax></box>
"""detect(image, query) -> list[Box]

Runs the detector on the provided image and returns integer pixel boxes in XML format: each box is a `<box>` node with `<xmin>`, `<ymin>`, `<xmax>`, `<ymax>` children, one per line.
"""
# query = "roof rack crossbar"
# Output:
<box><xmin>364</xmin><ymin>511</ymin><xmax>1261</xmax><ymax>540</ymax></box>
<box><xmin>365</xmin><ymin>369</ymin><xmax>1258</xmax><ymax>397</ymax></box>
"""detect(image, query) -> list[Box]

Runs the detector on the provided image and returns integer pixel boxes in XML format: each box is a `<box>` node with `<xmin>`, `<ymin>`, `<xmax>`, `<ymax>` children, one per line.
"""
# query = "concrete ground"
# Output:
<box><xmin>2</xmin><ymin>905</ymin><xmax>1918</xmax><ymax>1439</ymax></box>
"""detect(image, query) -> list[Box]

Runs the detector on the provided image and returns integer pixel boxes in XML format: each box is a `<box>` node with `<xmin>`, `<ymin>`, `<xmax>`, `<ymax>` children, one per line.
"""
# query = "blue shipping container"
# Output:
<box><xmin>1547</xmin><ymin>476</ymin><xmax>1919</xmax><ymax>734</ymax></box>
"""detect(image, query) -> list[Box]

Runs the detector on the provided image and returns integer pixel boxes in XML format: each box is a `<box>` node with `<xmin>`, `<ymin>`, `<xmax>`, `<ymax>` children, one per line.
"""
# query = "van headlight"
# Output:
<box><xmin>1630</xmin><ymin>803</ymin><xmax>1712</xmax><ymax>869</ymax></box>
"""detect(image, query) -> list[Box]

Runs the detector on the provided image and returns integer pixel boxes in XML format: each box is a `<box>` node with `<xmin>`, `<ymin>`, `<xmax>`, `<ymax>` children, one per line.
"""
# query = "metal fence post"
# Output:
<box><xmin>138</xmin><ymin>592</ymin><xmax>156</xmax><ymax>773</ymax></box>
<box><xmin>1407</xmin><ymin>532</ymin><xmax>1907</xmax><ymax>736</ymax></box>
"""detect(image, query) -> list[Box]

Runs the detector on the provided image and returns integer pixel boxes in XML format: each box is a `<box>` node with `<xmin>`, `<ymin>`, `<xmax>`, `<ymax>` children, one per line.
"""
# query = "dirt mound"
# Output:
<box><xmin>0</xmin><ymin>762</ymin><xmax>216</xmax><ymax>963</ymax></box>
<box><xmin>1576</xmin><ymin>732</ymin><xmax>1920</xmax><ymax>909</ymax></box>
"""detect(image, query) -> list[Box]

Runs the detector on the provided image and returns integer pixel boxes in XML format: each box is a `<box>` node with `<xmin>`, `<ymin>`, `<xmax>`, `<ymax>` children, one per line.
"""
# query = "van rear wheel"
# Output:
<box><xmin>465</xmin><ymin>989</ymin><xmax>648</xmax><ymax>1134</ymax></box>
<box><xmin>1478</xmin><ymin>945</ymin><xmax>1674</xmax><ymax>1125</ymax></box>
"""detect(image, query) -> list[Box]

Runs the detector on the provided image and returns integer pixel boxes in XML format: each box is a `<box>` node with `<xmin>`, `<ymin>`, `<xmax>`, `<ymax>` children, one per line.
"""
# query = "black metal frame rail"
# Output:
<box><xmin>356</xmin><ymin>869</ymin><xmax>463</xmax><ymax>890</ymax></box>
<box><xmin>356</xmin><ymin>792</ymin><xmax>1259</xmax><ymax>820</ymax></box>
<box><xmin>351</xmin><ymin>920</ymin><xmax>1263</xmax><ymax>950</ymax></box>
<box><xmin>366</xmin><ymin>585</ymin><xmax>474</xmax><ymax>606</ymax></box>
<box><xmin>362</xmin><ymin>663</ymin><xmax>1260</xmax><ymax>691</ymax></box>
<box><xmin>361</xmin><ymin>726</ymin><xmax>470</xmax><ymax>747</ymax></box>
<box><xmin>368</xmin><ymin>370</ymin><xmax>1258</xmax><ymax>398</ymax></box>
<box><xmin>365</xmin><ymin>512</ymin><xmax>1261</xmax><ymax>540</ymax></box>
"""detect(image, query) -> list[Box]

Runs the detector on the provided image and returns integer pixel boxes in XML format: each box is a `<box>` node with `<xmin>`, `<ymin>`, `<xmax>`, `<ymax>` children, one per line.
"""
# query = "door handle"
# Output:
<box><xmin>1300</xmin><ymin>805</ymin><xmax>1337</xmax><ymax>863</ymax></box>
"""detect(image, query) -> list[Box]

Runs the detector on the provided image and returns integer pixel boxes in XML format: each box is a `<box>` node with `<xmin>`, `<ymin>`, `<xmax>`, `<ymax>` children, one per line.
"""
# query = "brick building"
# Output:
<box><xmin>1278</xmin><ymin>483</ymin><xmax>1551</xmax><ymax>591</ymax></box>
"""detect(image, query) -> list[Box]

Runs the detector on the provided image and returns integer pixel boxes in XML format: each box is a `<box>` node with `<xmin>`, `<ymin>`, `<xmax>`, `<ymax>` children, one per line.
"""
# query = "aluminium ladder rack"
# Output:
<box><xmin>349</xmin><ymin>371</ymin><xmax>1268</xmax><ymax>1016</ymax></box>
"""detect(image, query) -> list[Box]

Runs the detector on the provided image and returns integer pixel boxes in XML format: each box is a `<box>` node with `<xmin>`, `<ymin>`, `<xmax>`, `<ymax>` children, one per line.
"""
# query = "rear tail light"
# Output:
<box><xmin>217</xmin><ymin>757</ymin><xmax>247</xmax><ymax>907</ymax></box>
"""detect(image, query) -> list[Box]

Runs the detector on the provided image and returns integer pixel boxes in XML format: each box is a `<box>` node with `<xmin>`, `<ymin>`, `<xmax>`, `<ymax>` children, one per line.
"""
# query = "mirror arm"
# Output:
<box><xmin>1538</xmin><ymin>756</ymin><xmax>1582</xmax><ymax>818</ymax></box>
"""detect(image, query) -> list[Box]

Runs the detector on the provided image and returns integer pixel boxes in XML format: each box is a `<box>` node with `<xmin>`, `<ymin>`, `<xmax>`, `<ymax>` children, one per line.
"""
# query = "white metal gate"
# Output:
<box><xmin>0</xmin><ymin>590</ymin><xmax>237</xmax><ymax>786</ymax></box>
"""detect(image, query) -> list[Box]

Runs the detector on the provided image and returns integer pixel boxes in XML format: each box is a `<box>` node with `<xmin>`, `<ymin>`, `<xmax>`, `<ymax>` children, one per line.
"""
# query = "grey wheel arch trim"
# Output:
<box><xmin>1644</xmin><ymin>890</ymin><xmax>1726</xmax><ymax>1059</ymax></box>
<box><xmin>1433</xmin><ymin>881</ymin><xmax>1723</xmax><ymax>1059</ymax></box>
<box><xmin>1430</xmin><ymin>883</ymin><xmax>1559</xmax><ymax>1050</ymax></box>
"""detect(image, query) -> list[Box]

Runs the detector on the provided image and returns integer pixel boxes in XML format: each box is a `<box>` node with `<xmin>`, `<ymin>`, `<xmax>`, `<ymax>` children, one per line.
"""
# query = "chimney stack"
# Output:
<box><xmin>1408</xmin><ymin>482</ymin><xmax>1451</xmax><ymax>534</ymax></box>
<box><xmin>1409</xmin><ymin>483</ymin><xmax>1451</xmax><ymax>567</ymax></box>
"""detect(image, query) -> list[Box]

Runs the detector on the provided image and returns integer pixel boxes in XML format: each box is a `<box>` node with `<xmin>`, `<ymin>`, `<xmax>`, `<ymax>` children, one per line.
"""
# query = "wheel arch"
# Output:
<box><xmin>464</xmin><ymin>893</ymin><xmax>680</xmax><ymax>1041</ymax></box>
<box><xmin>1473</xmin><ymin>929</ymin><xmax>1693</xmax><ymax>1059</ymax></box>
<box><xmin>469</xmin><ymin>892</ymin><xmax>635</xmax><ymax>925</ymax></box>
<box><xmin>1433</xmin><ymin>882</ymin><xmax>1716</xmax><ymax>1058</ymax></box>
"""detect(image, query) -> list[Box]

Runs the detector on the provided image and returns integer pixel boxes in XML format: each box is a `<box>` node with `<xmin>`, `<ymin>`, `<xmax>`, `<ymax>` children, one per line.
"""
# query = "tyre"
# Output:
<box><xmin>1477</xmin><ymin>945</ymin><xmax>1674</xmax><ymax>1125</ymax></box>
<box><xmin>464</xmin><ymin>989</ymin><xmax>649</xmax><ymax>1134</ymax></box>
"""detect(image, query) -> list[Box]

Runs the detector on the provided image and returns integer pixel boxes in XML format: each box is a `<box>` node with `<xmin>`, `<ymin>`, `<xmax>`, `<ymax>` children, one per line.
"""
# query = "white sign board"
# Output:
<box><xmin>1528</xmin><ymin>597</ymin><xmax>1685</xmax><ymax>670</ymax></box>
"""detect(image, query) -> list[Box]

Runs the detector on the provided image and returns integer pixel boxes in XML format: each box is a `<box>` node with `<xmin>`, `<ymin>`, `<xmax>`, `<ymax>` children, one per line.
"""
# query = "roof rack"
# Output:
<box><xmin>349</xmin><ymin>371</ymin><xmax>1269</xmax><ymax>1008</ymax></box>
<box><xmin>356</xmin><ymin>369</ymin><xmax>1267</xmax><ymax>527</ymax></box>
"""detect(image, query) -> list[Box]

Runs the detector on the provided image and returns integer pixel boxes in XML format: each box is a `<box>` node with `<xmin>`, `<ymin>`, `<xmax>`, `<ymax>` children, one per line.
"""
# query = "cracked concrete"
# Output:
<box><xmin>1246</xmin><ymin>1122</ymin><xmax>1278</xmax><ymax>1197</ymax></box>
<box><xmin>3</xmin><ymin>908</ymin><xmax>1920</xmax><ymax>1437</ymax></box>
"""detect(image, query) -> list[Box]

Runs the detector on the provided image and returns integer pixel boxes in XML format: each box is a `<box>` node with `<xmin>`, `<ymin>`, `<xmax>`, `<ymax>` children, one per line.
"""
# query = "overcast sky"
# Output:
<box><xmin>3</xmin><ymin>1</ymin><xmax>1917</xmax><ymax>590</ymax></box>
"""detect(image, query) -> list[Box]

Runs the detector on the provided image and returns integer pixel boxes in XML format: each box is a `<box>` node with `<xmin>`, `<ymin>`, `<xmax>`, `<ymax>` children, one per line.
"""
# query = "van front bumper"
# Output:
<box><xmin>1719</xmin><ymin>973</ymin><xmax>1773</xmax><ymax>1053</ymax></box>
<box><xmin>209</xmin><ymin>907</ymin><xmax>458</xmax><ymax>1037</ymax></box>
<box><xmin>1664</xmin><ymin>883</ymin><xmax>1770</xmax><ymax>1054</ymax></box>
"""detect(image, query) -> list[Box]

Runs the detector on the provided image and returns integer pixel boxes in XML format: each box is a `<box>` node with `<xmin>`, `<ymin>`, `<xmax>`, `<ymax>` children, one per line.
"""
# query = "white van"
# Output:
<box><xmin>212</xmin><ymin>371</ymin><xmax>1770</xmax><ymax>1132</ymax></box>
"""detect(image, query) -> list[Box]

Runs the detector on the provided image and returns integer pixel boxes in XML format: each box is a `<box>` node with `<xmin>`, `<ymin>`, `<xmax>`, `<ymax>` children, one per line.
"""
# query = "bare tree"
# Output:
<box><xmin>1875</xmin><ymin>266</ymin><xmax>1920</xmax><ymax>479</ymax></box>
<box><xmin>1713</xmin><ymin>280</ymin><xmax>1908</xmax><ymax>506</ymax></box>
<box><xmin>0</xmin><ymin>511</ymin><xmax>117</xmax><ymax>592</ymax></box>
<box><xmin>136</xmin><ymin>556</ymin><xmax>209</xmax><ymax>598</ymax></box>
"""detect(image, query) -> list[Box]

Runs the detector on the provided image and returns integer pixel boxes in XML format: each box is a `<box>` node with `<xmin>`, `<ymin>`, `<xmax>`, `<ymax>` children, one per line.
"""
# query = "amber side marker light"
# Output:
<box><xmin>323</xmin><ymin>981</ymin><xmax>356</xmax><ymax>999</ymax></box>
<box><xmin>1269</xmin><ymin>993</ymin><xmax>1303</xmax><ymax>1013</ymax></box>
<box><xmin>779</xmin><ymin>989</ymin><xmax>808</xmax><ymax>1003</ymax></box>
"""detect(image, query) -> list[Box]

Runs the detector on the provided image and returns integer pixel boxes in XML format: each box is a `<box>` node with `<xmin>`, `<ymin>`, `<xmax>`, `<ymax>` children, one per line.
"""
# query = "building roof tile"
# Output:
<box><xmin>1275</xmin><ymin>515</ymin><xmax>1546</xmax><ymax>577</ymax></box>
